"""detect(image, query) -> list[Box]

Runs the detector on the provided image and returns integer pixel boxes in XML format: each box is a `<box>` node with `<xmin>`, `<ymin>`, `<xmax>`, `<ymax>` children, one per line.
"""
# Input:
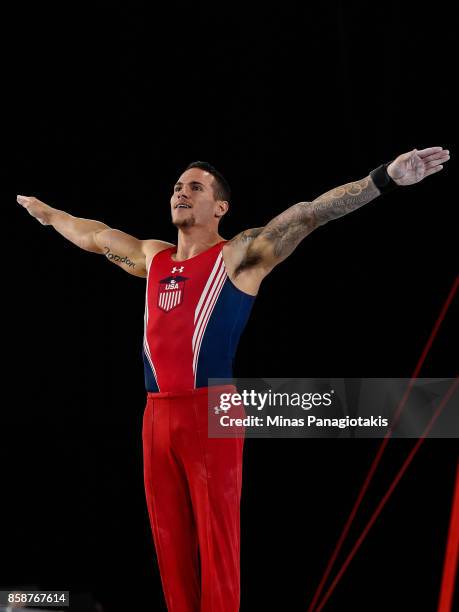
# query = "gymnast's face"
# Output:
<box><xmin>171</xmin><ymin>168</ymin><xmax>227</xmax><ymax>229</ymax></box>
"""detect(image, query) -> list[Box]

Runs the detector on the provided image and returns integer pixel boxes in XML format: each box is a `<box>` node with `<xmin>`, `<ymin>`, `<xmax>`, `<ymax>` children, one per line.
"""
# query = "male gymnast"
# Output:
<box><xmin>17</xmin><ymin>146</ymin><xmax>449</xmax><ymax>611</ymax></box>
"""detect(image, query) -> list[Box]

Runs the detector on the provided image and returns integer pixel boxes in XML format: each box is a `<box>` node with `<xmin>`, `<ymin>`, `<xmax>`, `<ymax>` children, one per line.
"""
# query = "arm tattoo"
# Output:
<box><xmin>235</xmin><ymin>206</ymin><xmax>315</xmax><ymax>275</ymax></box>
<box><xmin>229</xmin><ymin>227</ymin><xmax>264</xmax><ymax>245</ymax></box>
<box><xmin>260</xmin><ymin>203</ymin><xmax>315</xmax><ymax>258</ymax></box>
<box><xmin>235</xmin><ymin>175</ymin><xmax>379</xmax><ymax>271</ymax></box>
<box><xmin>309</xmin><ymin>176</ymin><xmax>380</xmax><ymax>226</ymax></box>
<box><xmin>230</xmin><ymin>228</ymin><xmax>265</xmax><ymax>275</ymax></box>
<box><xmin>103</xmin><ymin>246</ymin><xmax>136</xmax><ymax>268</ymax></box>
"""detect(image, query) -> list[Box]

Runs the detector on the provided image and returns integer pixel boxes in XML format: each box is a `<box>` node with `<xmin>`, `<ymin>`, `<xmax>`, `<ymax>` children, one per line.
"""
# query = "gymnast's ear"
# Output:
<box><xmin>215</xmin><ymin>200</ymin><xmax>229</xmax><ymax>219</ymax></box>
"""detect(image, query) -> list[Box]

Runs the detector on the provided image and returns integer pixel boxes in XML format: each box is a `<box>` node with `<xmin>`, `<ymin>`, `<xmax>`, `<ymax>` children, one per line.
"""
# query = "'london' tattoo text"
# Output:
<box><xmin>104</xmin><ymin>246</ymin><xmax>136</xmax><ymax>268</ymax></box>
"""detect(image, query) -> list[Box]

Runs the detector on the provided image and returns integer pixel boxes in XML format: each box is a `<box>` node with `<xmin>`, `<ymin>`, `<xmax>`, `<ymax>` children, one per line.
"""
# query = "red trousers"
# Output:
<box><xmin>142</xmin><ymin>385</ymin><xmax>245</xmax><ymax>611</ymax></box>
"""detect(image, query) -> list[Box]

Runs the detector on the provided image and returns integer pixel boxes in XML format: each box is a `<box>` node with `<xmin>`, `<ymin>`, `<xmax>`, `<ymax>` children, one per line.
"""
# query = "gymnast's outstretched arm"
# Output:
<box><xmin>16</xmin><ymin>195</ymin><xmax>172</xmax><ymax>278</ymax></box>
<box><xmin>235</xmin><ymin>146</ymin><xmax>450</xmax><ymax>276</ymax></box>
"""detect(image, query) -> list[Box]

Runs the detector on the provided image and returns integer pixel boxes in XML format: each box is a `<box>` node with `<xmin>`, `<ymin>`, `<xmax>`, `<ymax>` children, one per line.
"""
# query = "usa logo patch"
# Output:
<box><xmin>157</xmin><ymin>275</ymin><xmax>188</xmax><ymax>312</ymax></box>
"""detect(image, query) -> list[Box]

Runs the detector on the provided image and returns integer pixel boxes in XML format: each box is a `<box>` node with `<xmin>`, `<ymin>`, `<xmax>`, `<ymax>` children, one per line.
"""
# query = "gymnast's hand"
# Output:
<box><xmin>16</xmin><ymin>195</ymin><xmax>53</xmax><ymax>225</ymax></box>
<box><xmin>386</xmin><ymin>146</ymin><xmax>450</xmax><ymax>186</ymax></box>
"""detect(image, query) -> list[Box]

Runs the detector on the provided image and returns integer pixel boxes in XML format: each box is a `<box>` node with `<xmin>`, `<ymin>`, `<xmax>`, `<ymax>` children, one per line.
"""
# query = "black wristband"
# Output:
<box><xmin>369</xmin><ymin>163</ymin><xmax>399</xmax><ymax>194</ymax></box>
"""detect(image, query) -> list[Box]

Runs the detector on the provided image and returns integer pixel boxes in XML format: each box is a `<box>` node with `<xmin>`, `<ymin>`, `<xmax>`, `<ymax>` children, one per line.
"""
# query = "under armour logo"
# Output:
<box><xmin>171</xmin><ymin>266</ymin><xmax>184</xmax><ymax>273</ymax></box>
<box><xmin>214</xmin><ymin>405</ymin><xmax>231</xmax><ymax>415</ymax></box>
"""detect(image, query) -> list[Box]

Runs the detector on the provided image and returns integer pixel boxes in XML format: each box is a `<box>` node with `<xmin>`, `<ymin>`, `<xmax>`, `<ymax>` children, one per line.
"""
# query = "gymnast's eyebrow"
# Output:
<box><xmin>174</xmin><ymin>181</ymin><xmax>206</xmax><ymax>187</ymax></box>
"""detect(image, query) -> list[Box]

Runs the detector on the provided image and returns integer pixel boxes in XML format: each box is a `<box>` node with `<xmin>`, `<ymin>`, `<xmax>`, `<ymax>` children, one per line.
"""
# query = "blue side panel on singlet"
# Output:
<box><xmin>195</xmin><ymin>277</ymin><xmax>255</xmax><ymax>388</ymax></box>
<box><xmin>143</xmin><ymin>349</ymin><xmax>159</xmax><ymax>392</ymax></box>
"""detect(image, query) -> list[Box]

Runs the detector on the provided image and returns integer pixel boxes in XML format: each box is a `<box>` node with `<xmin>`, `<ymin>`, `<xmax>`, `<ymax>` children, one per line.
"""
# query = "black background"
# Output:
<box><xmin>1</xmin><ymin>1</ymin><xmax>457</xmax><ymax>611</ymax></box>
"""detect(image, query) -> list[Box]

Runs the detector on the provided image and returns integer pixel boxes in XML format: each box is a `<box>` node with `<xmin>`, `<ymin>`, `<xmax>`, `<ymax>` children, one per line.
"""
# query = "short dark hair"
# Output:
<box><xmin>185</xmin><ymin>161</ymin><xmax>231</xmax><ymax>204</ymax></box>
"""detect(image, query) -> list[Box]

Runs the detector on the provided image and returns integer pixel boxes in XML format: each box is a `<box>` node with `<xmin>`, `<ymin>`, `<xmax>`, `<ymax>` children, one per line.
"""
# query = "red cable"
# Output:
<box><xmin>315</xmin><ymin>376</ymin><xmax>458</xmax><ymax>611</ymax></box>
<box><xmin>437</xmin><ymin>459</ymin><xmax>459</xmax><ymax>612</ymax></box>
<box><xmin>307</xmin><ymin>274</ymin><xmax>459</xmax><ymax>612</ymax></box>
